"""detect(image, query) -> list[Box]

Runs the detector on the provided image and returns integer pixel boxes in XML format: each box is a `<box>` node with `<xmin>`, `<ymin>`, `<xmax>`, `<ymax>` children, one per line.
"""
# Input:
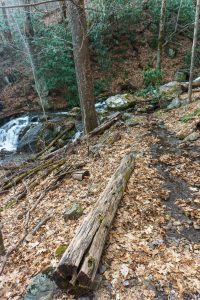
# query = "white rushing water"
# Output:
<box><xmin>0</xmin><ymin>116</ymin><xmax>30</xmax><ymax>152</ymax></box>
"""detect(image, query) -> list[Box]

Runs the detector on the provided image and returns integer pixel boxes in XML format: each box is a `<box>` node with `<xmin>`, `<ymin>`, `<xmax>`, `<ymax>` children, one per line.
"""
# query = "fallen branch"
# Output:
<box><xmin>1</xmin><ymin>159</ymin><xmax>65</xmax><ymax>190</ymax></box>
<box><xmin>36</xmin><ymin>122</ymin><xmax>75</xmax><ymax>159</ymax></box>
<box><xmin>32</xmin><ymin>214</ymin><xmax>53</xmax><ymax>235</ymax></box>
<box><xmin>54</xmin><ymin>149</ymin><xmax>137</xmax><ymax>290</ymax></box>
<box><xmin>43</xmin><ymin>113</ymin><xmax>122</xmax><ymax>160</ymax></box>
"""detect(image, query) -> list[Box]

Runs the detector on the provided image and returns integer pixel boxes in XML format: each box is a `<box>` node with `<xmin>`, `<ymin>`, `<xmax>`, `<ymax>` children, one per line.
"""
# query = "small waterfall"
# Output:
<box><xmin>0</xmin><ymin>116</ymin><xmax>29</xmax><ymax>152</ymax></box>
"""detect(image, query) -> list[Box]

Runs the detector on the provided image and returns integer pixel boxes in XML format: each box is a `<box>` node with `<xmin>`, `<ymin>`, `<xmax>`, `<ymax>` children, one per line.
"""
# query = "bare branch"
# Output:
<box><xmin>0</xmin><ymin>0</ymin><xmax>64</xmax><ymax>9</ymax></box>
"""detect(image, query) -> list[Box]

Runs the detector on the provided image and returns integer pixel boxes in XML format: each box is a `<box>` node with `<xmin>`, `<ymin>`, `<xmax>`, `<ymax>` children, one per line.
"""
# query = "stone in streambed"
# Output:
<box><xmin>64</xmin><ymin>202</ymin><xmax>83</xmax><ymax>222</ymax></box>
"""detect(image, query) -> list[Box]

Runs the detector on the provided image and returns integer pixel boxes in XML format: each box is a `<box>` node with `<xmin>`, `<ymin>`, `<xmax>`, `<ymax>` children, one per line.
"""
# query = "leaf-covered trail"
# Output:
<box><xmin>0</xmin><ymin>101</ymin><xmax>200</xmax><ymax>300</ymax></box>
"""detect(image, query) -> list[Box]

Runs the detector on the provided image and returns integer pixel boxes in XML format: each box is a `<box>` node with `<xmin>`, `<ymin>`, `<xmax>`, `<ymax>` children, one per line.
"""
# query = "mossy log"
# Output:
<box><xmin>2</xmin><ymin>159</ymin><xmax>65</xmax><ymax>190</ymax></box>
<box><xmin>54</xmin><ymin>149</ymin><xmax>137</xmax><ymax>290</ymax></box>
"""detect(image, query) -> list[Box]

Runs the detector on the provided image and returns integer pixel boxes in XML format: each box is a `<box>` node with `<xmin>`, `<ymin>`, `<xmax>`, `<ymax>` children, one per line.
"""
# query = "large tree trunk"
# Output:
<box><xmin>1</xmin><ymin>1</ymin><xmax>12</xmax><ymax>42</ymax></box>
<box><xmin>156</xmin><ymin>0</ymin><xmax>167</xmax><ymax>70</ymax></box>
<box><xmin>54</xmin><ymin>149</ymin><xmax>137</xmax><ymax>290</ymax></box>
<box><xmin>68</xmin><ymin>0</ymin><xmax>98</xmax><ymax>134</ymax></box>
<box><xmin>188</xmin><ymin>0</ymin><xmax>200</xmax><ymax>102</ymax></box>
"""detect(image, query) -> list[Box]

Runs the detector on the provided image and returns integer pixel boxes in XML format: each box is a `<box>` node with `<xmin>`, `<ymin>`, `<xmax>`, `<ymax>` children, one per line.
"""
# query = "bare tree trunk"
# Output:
<box><xmin>24</xmin><ymin>0</ymin><xmax>34</xmax><ymax>40</ymax></box>
<box><xmin>0</xmin><ymin>225</ymin><xmax>5</xmax><ymax>256</ymax></box>
<box><xmin>156</xmin><ymin>0</ymin><xmax>167</xmax><ymax>70</ymax></box>
<box><xmin>188</xmin><ymin>0</ymin><xmax>200</xmax><ymax>102</ymax></box>
<box><xmin>68</xmin><ymin>0</ymin><xmax>98</xmax><ymax>133</ymax></box>
<box><xmin>174</xmin><ymin>0</ymin><xmax>183</xmax><ymax>34</ymax></box>
<box><xmin>1</xmin><ymin>1</ymin><xmax>12</xmax><ymax>42</ymax></box>
<box><xmin>59</xmin><ymin>0</ymin><xmax>67</xmax><ymax>22</ymax></box>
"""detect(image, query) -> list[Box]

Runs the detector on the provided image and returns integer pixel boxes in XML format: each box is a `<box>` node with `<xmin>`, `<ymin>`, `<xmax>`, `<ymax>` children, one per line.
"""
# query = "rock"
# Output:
<box><xmin>184</xmin><ymin>132</ymin><xmax>200</xmax><ymax>142</ymax></box>
<box><xmin>22</xmin><ymin>269</ymin><xmax>56</xmax><ymax>300</ymax></box>
<box><xmin>17</xmin><ymin>123</ymin><xmax>43</xmax><ymax>152</ymax></box>
<box><xmin>149</xmin><ymin>239</ymin><xmax>165</xmax><ymax>249</ymax></box>
<box><xmin>123</xmin><ymin>115</ymin><xmax>146</xmax><ymax>127</ymax></box>
<box><xmin>136</xmin><ymin>104</ymin><xmax>154</xmax><ymax>113</ymax></box>
<box><xmin>159</xmin><ymin>81</ymin><xmax>183</xmax><ymax>108</ymax></box>
<box><xmin>99</xmin><ymin>264</ymin><xmax>107</xmax><ymax>275</ymax></box>
<box><xmin>193</xmin><ymin>223</ymin><xmax>200</xmax><ymax>230</ymax></box>
<box><xmin>167</xmin><ymin>98</ymin><xmax>181</xmax><ymax>110</ymax></box>
<box><xmin>64</xmin><ymin>202</ymin><xmax>83</xmax><ymax>222</ymax></box>
<box><xmin>105</xmin><ymin>94</ymin><xmax>136</xmax><ymax>111</ymax></box>
<box><xmin>175</xmin><ymin>71</ymin><xmax>188</xmax><ymax>82</ymax></box>
<box><xmin>68</xmin><ymin>106</ymin><xmax>81</xmax><ymax>117</ymax></box>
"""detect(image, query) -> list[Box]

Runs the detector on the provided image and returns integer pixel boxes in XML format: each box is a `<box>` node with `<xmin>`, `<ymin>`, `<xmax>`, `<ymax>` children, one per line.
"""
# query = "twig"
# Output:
<box><xmin>32</xmin><ymin>215</ymin><xmax>52</xmax><ymax>235</ymax></box>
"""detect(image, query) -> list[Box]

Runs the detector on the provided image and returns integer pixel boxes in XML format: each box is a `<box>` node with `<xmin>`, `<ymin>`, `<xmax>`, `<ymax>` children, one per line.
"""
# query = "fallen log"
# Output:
<box><xmin>54</xmin><ymin>149</ymin><xmax>137</xmax><ymax>290</ymax></box>
<box><xmin>88</xmin><ymin>112</ymin><xmax>121</xmax><ymax>137</ymax></box>
<box><xmin>181</xmin><ymin>76</ymin><xmax>200</xmax><ymax>91</ymax></box>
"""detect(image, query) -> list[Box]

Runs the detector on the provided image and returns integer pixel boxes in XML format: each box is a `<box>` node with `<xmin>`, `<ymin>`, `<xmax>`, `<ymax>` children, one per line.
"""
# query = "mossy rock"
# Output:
<box><xmin>159</xmin><ymin>81</ymin><xmax>183</xmax><ymax>108</ymax></box>
<box><xmin>64</xmin><ymin>202</ymin><xmax>83</xmax><ymax>222</ymax></box>
<box><xmin>105</xmin><ymin>94</ymin><xmax>137</xmax><ymax>111</ymax></box>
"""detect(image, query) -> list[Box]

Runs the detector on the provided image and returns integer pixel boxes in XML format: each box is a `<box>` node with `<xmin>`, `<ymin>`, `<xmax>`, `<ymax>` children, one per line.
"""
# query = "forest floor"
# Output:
<box><xmin>0</xmin><ymin>100</ymin><xmax>200</xmax><ymax>300</ymax></box>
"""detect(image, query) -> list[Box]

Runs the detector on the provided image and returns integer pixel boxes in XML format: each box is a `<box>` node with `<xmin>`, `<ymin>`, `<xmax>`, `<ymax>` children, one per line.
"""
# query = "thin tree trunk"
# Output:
<box><xmin>174</xmin><ymin>0</ymin><xmax>183</xmax><ymax>34</ymax></box>
<box><xmin>156</xmin><ymin>0</ymin><xmax>167</xmax><ymax>70</ymax></box>
<box><xmin>1</xmin><ymin>1</ymin><xmax>12</xmax><ymax>42</ymax></box>
<box><xmin>0</xmin><ymin>225</ymin><xmax>5</xmax><ymax>256</ymax></box>
<box><xmin>24</xmin><ymin>0</ymin><xmax>34</xmax><ymax>40</ymax></box>
<box><xmin>188</xmin><ymin>0</ymin><xmax>200</xmax><ymax>102</ymax></box>
<box><xmin>68</xmin><ymin>0</ymin><xmax>98</xmax><ymax>133</ymax></box>
<box><xmin>59</xmin><ymin>0</ymin><xmax>67</xmax><ymax>22</ymax></box>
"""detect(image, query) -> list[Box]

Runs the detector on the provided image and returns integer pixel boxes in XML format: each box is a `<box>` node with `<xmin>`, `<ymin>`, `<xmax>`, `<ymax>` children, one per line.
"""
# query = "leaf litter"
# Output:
<box><xmin>0</xmin><ymin>100</ymin><xmax>200</xmax><ymax>300</ymax></box>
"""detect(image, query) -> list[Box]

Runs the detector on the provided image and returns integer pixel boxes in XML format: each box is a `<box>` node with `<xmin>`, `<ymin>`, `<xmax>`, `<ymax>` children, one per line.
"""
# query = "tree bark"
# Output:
<box><xmin>0</xmin><ymin>225</ymin><xmax>5</xmax><ymax>256</ymax></box>
<box><xmin>24</xmin><ymin>0</ymin><xmax>34</xmax><ymax>40</ymax></box>
<box><xmin>68</xmin><ymin>0</ymin><xmax>98</xmax><ymax>133</ymax></box>
<box><xmin>1</xmin><ymin>1</ymin><xmax>12</xmax><ymax>42</ymax></box>
<box><xmin>156</xmin><ymin>0</ymin><xmax>167</xmax><ymax>70</ymax></box>
<box><xmin>54</xmin><ymin>149</ymin><xmax>137</xmax><ymax>290</ymax></box>
<box><xmin>188</xmin><ymin>0</ymin><xmax>200</xmax><ymax>102</ymax></box>
<box><xmin>59</xmin><ymin>0</ymin><xmax>67</xmax><ymax>22</ymax></box>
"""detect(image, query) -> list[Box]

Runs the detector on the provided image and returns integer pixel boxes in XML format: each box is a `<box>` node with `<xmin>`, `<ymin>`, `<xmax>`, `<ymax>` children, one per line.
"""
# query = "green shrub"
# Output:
<box><xmin>143</xmin><ymin>68</ymin><xmax>162</xmax><ymax>87</ymax></box>
<box><xmin>32</xmin><ymin>21</ymin><xmax>79</xmax><ymax>107</ymax></box>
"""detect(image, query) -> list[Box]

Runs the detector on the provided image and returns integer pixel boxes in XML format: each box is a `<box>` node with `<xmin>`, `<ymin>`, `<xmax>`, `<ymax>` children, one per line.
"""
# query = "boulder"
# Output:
<box><xmin>159</xmin><ymin>81</ymin><xmax>183</xmax><ymax>108</ymax></box>
<box><xmin>105</xmin><ymin>94</ymin><xmax>136</xmax><ymax>111</ymax></box>
<box><xmin>22</xmin><ymin>268</ymin><xmax>56</xmax><ymax>300</ymax></box>
<box><xmin>17</xmin><ymin>123</ymin><xmax>43</xmax><ymax>152</ymax></box>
